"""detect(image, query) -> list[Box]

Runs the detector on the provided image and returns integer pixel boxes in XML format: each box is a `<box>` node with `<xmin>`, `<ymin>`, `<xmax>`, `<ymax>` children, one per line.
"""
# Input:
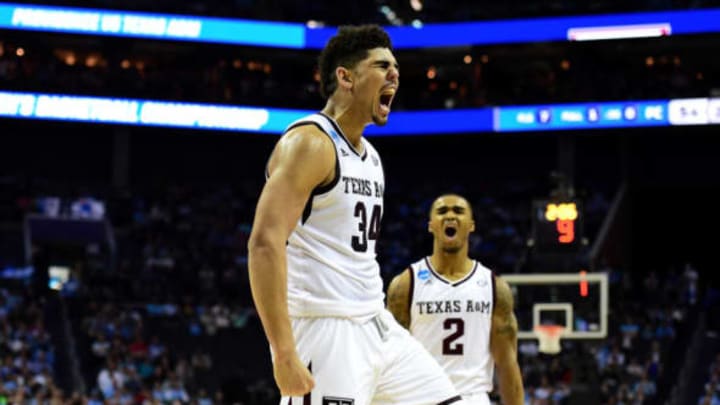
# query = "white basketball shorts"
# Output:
<box><xmin>279</xmin><ymin>309</ymin><xmax>463</xmax><ymax>405</ymax></box>
<box><xmin>461</xmin><ymin>392</ymin><xmax>490</xmax><ymax>405</ymax></box>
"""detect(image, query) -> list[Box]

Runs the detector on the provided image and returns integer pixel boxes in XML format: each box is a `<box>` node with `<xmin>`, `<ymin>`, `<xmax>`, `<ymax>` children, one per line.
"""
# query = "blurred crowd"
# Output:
<box><xmin>0</xmin><ymin>36</ymin><xmax>714</xmax><ymax>111</ymax></box>
<box><xmin>0</xmin><ymin>288</ymin><xmax>65</xmax><ymax>404</ymax></box>
<box><xmin>2</xmin><ymin>169</ymin><xmax>614</xmax><ymax>404</ymax></box>
<box><xmin>73</xmin><ymin>299</ymin><xmax>223</xmax><ymax>405</ymax></box>
<box><xmin>699</xmin><ymin>353</ymin><xmax>720</xmax><ymax>405</ymax></box>
<box><xmin>592</xmin><ymin>264</ymin><xmax>699</xmax><ymax>405</ymax></box>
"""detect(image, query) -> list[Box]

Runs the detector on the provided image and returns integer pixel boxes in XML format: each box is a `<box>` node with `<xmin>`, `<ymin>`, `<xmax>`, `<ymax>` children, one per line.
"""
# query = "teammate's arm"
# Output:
<box><xmin>490</xmin><ymin>276</ymin><xmax>525</xmax><ymax>405</ymax></box>
<box><xmin>247</xmin><ymin>127</ymin><xmax>335</xmax><ymax>396</ymax></box>
<box><xmin>386</xmin><ymin>269</ymin><xmax>412</xmax><ymax>329</ymax></box>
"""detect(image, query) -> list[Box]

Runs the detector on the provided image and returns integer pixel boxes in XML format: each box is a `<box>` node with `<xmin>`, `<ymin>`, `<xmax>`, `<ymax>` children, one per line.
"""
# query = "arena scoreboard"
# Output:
<box><xmin>531</xmin><ymin>199</ymin><xmax>583</xmax><ymax>252</ymax></box>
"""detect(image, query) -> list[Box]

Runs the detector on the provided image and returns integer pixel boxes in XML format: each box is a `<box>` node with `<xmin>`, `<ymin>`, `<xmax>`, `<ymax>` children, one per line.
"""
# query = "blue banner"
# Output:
<box><xmin>0</xmin><ymin>3</ymin><xmax>305</xmax><ymax>48</ymax></box>
<box><xmin>2</xmin><ymin>91</ymin><xmax>719</xmax><ymax>135</ymax></box>
<box><xmin>1</xmin><ymin>2</ymin><xmax>720</xmax><ymax>48</ymax></box>
<box><xmin>496</xmin><ymin>100</ymin><xmax>670</xmax><ymax>132</ymax></box>
<box><xmin>0</xmin><ymin>91</ymin><xmax>493</xmax><ymax>134</ymax></box>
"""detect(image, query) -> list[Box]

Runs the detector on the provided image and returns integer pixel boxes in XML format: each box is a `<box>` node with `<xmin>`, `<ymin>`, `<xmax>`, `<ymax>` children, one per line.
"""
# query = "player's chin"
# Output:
<box><xmin>442</xmin><ymin>245</ymin><xmax>462</xmax><ymax>254</ymax></box>
<box><xmin>442</xmin><ymin>237</ymin><xmax>462</xmax><ymax>248</ymax></box>
<box><xmin>372</xmin><ymin>114</ymin><xmax>390</xmax><ymax>126</ymax></box>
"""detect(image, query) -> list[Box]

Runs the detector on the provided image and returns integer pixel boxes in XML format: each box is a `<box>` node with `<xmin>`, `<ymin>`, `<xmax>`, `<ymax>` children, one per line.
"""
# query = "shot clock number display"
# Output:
<box><xmin>532</xmin><ymin>199</ymin><xmax>583</xmax><ymax>252</ymax></box>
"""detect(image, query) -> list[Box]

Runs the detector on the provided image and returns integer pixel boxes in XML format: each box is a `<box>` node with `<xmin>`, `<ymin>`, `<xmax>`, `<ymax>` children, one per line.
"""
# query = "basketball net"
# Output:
<box><xmin>534</xmin><ymin>325</ymin><xmax>565</xmax><ymax>354</ymax></box>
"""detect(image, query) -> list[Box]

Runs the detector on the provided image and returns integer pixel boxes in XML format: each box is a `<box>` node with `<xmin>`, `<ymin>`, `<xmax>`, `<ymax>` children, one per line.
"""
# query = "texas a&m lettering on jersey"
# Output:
<box><xmin>415</xmin><ymin>299</ymin><xmax>491</xmax><ymax>315</ymax></box>
<box><xmin>341</xmin><ymin>176</ymin><xmax>384</xmax><ymax>198</ymax></box>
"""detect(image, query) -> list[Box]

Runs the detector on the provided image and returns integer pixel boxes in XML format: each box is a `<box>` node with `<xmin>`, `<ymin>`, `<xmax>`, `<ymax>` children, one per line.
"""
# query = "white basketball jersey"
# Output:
<box><xmin>282</xmin><ymin>113</ymin><xmax>385</xmax><ymax>320</ymax></box>
<box><xmin>409</xmin><ymin>257</ymin><xmax>496</xmax><ymax>395</ymax></box>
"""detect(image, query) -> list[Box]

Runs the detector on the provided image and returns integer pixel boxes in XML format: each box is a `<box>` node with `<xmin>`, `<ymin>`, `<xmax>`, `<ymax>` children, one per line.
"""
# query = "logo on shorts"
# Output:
<box><xmin>322</xmin><ymin>397</ymin><xmax>354</xmax><ymax>405</ymax></box>
<box><xmin>418</xmin><ymin>269</ymin><xmax>430</xmax><ymax>281</ymax></box>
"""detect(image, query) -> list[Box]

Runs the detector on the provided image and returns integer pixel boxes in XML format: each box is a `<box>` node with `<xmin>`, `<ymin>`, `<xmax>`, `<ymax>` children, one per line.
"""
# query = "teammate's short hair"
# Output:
<box><xmin>428</xmin><ymin>193</ymin><xmax>473</xmax><ymax>218</ymax></box>
<box><xmin>318</xmin><ymin>24</ymin><xmax>393</xmax><ymax>99</ymax></box>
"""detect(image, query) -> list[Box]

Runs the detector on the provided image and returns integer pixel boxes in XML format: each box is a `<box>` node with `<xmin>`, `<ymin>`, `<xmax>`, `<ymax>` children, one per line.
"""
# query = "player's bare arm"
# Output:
<box><xmin>386</xmin><ymin>268</ymin><xmax>412</xmax><ymax>329</ymax></box>
<box><xmin>247</xmin><ymin>126</ymin><xmax>335</xmax><ymax>396</ymax></box>
<box><xmin>490</xmin><ymin>276</ymin><xmax>525</xmax><ymax>405</ymax></box>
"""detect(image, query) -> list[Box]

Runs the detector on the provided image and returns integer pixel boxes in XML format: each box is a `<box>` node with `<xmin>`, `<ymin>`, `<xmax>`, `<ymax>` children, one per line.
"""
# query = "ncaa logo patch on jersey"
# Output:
<box><xmin>371</xmin><ymin>155</ymin><xmax>379</xmax><ymax>166</ymax></box>
<box><xmin>417</xmin><ymin>269</ymin><xmax>430</xmax><ymax>281</ymax></box>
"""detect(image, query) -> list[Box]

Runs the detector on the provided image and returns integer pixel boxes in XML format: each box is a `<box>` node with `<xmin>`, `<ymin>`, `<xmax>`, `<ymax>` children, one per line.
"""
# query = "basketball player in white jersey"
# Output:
<box><xmin>387</xmin><ymin>194</ymin><xmax>525</xmax><ymax>405</ymax></box>
<box><xmin>248</xmin><ymin>25</ymin><xmax>466</xmax><ymax>405</ymax></box>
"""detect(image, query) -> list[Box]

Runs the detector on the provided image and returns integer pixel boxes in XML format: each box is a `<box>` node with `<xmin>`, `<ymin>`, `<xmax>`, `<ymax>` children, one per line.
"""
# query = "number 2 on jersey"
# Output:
<box><xmin>351</xmin><ymin>202</ymin><xmax>381</xmax><ymax>252</ymax></box>
<box><xmin>442</xmin><ymin>318</ymin><xmax>465</xmax><ymax>355</ymax></box>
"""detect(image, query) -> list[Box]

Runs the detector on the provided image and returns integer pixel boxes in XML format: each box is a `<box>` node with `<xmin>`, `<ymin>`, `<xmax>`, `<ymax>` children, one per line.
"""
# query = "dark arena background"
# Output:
<box><xmin>2</xmin><ymin>1</ymin><xmax>720</xmax><ymax>404</ymax></box>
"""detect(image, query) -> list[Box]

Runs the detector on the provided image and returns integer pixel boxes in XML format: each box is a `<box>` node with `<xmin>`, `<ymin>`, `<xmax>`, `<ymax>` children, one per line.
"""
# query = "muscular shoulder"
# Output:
<box><xmin>491</xmin><ymin>274</ymin><xmax>521</xmax><ymax>371</ymax></box>
<box><xmin>387</xmin><ymin>268</ymin><xmax>412</xmax><ymax>329</ymax></box>
<box><xmin>267</xmin><ymin>125</ymin><xmax>335</xmax><ymax>184</ymax></box>
<box><xmin>388</xmin><ymin>269</ymin><xmax>412</xmax><ymax>300</ymax></box>
<box><xmin>282</xmin><ymin>124</ymin><xmax>333</xmax><ymax>147</ymax></box>
<box><xmin>493</xmin><ymin>275</ymin><xmax>515</xmax><ymax>316</ymax></box>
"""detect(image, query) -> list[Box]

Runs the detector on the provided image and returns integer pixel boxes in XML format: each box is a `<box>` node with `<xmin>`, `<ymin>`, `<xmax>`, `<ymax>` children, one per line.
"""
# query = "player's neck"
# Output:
<box><xmin>322</xmin><ymin>99</ymin><xmax>365</xmax><ymax>151</ymax></box>
<box><xmin>429</xmin><ymin>252</ymin><xmax>473</xmax><ymax>280</ymax></box>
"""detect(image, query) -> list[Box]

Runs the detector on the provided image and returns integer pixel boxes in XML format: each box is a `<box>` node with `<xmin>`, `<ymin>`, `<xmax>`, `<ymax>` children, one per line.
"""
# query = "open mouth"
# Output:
<box><xmin>444</xmin><ymin>226</ymin><xmax>457</xmax><ymax>237</ymax></box>
<box><xmin>379</xmin><ymin>91</ymin><xmax>394</xmax><ymax>114</ymax></box>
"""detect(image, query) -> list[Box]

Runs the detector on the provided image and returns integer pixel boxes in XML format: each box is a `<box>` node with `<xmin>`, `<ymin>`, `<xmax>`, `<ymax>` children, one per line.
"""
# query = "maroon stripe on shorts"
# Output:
<box><xmin>303</xmin><ymin>362</ymin><xmax>312</xmax><ymax>405</ymax></box>
<box><xmin>437</xmin><ymin>395</ymin><xmax>462</xmax><ymax>405</ymax></box>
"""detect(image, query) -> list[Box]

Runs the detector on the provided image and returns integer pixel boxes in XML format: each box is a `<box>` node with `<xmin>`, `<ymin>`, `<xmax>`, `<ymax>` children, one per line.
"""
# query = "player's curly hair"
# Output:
<box><xmin>318</xmin><ymin>24</ymin><xmax>392</xmax><ymax>99</ymax></box>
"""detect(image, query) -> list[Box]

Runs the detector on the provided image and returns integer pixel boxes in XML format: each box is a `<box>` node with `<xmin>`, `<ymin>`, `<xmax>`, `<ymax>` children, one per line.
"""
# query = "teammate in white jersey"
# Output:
<box><xmin>387</xmin><ymin>194</ymin><xmax>525</xmax><ymax>405</ymax></box>
<box><xmin>248</xmin><ymin>25</ymin><xmax>465</xmax><ymax>405</ymax></box>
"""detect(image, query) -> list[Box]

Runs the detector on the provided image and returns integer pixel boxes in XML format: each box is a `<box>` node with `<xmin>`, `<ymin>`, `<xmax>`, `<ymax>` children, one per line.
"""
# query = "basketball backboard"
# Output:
<box><xmin>501</xmin><ymin>272</ymin><xmax>609</xmax><ymax>341</ymax></box>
